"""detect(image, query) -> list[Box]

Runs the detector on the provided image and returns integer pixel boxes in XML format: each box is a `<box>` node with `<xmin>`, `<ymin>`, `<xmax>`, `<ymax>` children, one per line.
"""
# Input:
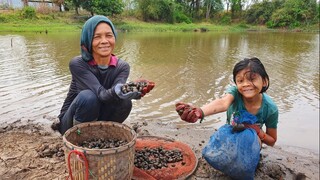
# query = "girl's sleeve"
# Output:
<box><xmin>226</xmin><ymin>86</ymin><xmax>237</xmax><ymax>97</ymax></box>
<box><xmin>263</xmin><ymin>94</ymin><xmax>279</xmax><ymax>129</ymax></box>
<box><xmin>265</xmin><ymin>108</ymin><xmax>278</xmax><ymax>128</ymax></box>
<box><xmin>225</xmin><ymin>86</ymin><xmax>237</xmax><ymax>124</ymax></box>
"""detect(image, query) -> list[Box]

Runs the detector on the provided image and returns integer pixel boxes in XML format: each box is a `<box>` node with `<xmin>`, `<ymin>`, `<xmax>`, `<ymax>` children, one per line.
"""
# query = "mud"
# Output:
<box><xmin>0</xmin><ymin>118</ymin><xmax>318</xmax><ymax>180</ymax></box>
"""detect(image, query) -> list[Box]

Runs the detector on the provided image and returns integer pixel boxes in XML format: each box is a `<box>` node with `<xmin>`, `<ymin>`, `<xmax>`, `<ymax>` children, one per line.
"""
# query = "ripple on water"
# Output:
<box><xmin>0</xmin><ymin>35</ymin><xmax>69</xmax><ymax>123</ymax></box>
<box><xmin>0</xmin><ymin>32</ymin><xmax>318</xmax><ymax>152</ymax></box>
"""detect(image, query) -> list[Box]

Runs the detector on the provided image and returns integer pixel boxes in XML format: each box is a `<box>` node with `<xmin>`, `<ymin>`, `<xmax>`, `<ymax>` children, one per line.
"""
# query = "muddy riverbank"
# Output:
<box><xmin>0</xmin><ymin>117</ymin><xmax>318</xmax><ymax>180</ymax></box>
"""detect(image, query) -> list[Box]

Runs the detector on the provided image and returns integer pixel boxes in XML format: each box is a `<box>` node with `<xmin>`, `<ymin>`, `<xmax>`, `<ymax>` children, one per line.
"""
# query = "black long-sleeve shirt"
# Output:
<box><xmin>58</xmin><ymin>55</ymin><xmax>130</xmax><ymax>120</ymax></box>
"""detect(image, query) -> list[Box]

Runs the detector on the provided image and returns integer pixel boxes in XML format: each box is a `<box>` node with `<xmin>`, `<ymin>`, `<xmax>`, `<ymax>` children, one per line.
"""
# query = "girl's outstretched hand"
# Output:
<box><xmin>175</xmin><ymin>102</ymin><xmax>203</xmax><ymax>123</ymax></box>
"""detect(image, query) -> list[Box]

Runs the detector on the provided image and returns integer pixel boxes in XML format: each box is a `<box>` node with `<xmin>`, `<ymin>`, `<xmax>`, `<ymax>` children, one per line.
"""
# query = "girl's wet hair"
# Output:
<box><xmin>233</xmin><ymin>57</ymin><xmax>269</xmax><ymax>93</ymax></box>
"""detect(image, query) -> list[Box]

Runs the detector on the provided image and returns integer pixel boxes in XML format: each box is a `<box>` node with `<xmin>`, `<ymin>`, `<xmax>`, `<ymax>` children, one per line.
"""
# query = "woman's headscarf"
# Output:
<box><xmin>80</xmin><ymin>15</ymin><xmax>117</xmax><ymax>62</ymax></box>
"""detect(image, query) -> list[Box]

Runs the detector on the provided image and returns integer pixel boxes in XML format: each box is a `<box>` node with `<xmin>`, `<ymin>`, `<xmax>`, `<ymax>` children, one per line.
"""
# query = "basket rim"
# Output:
<box><xmin>62</xmin><ymin>121</ymin><xmax>136</xmax><ymax>155</ymax></box>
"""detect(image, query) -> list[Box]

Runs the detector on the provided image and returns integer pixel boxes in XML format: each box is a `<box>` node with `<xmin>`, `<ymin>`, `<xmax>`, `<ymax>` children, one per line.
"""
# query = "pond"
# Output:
<box><xmin>0</xmin><ymin>31</ymin><xmax>319</xmax><ymax>153</ymax></box>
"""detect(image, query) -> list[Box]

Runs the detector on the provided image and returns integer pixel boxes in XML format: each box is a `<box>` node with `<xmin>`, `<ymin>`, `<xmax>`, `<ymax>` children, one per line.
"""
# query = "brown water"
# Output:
<box><xmin>0</xmin><ymin>31</ymin><xmax>319</xmax><ymax>152</ymax></box>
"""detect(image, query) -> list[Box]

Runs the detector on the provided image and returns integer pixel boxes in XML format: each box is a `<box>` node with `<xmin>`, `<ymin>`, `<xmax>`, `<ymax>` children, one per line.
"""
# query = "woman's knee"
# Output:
<box><xmin>99</xmin><ymin>100</ymin><xmax>132</xmax><ymax>122</ymax></box>
<box><xmin>77</xmin><ymin>90</ymin><xmax>99</xmax><ymax>109</ymax></box>
<box><xmin>74</xmin><ymin>90</ymin><xmax>100</xmax><ymax>122</ymax></box>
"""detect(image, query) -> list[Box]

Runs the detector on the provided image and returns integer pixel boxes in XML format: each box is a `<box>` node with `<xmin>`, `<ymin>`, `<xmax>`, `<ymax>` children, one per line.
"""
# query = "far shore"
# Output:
<box><xmin>0</xmin><ymin>17</ymin><xmax>319</xmax><ymax>33</ymax></box>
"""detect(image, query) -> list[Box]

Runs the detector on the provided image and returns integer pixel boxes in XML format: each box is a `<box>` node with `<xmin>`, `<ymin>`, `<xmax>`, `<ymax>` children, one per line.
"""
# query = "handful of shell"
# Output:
<box><xmin>121</xmin><ymin>81</ymin><xmax>148</xmax><ymax>94</ymax></box>
<box><xmin>134</xmin><ymin>146</ymin><xmax>184</xmax><ymax>170</ymax></box>
<box><xmin>78</xmin><ymin>138</ymin><xmax>128</xmax><ymax>149</ymax></box>
<box><xmin>232</xmin><ymin>123</ymin><xmax>246</xmax><ymax>133</ymax></box>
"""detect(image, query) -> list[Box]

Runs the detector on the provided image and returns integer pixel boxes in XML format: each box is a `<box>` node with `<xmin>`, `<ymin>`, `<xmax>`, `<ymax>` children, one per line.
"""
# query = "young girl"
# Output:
<box><xmin>175</xmin><ymin>57</ymin><xmax>278</xmax><ymax>146</ymax></box>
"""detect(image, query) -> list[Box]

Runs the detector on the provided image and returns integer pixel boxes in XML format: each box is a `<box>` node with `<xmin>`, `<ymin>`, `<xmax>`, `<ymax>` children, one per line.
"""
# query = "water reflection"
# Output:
<box><xmin>0</xmin><ymin>31</ymin><xmax>318</xmax><ymax>152</ymax></box>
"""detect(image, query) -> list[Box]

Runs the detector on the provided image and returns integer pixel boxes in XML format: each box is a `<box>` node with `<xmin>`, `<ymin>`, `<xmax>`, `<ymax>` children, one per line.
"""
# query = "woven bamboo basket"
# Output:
<box><xmin>63</xmin><ymin>121</ymin><xmax>137</xmax><ymax>180</ymax></box>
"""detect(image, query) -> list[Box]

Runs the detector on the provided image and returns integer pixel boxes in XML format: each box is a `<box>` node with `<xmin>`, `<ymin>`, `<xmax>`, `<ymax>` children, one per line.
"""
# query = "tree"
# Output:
<box><xmin>245</xmin><ymin>0</ymin><xmax>284</xmax><ymax>24</ymax></box>
<box><xmin>52</xmin><ymin>0</ymin><xmax>64</xmax><ymax>12</ymax></box>
<box><xmin>81</xmin><ymin>0</ymin><xmax>95</xmax><ymax>16</ymax></box>
<box><xmin>206</xmin><ymin>0</ymin><xmax>213</xmax><ymax>19</ymax></box>
<box><xmin>174</xmin><ymin>0</ymin><xmax>193</xmax><ymax>18</ymax></box>
<box><xmin>64</xmin><ymin>0</ymin><xmax>82</xmax><ymax>14</ymax></box>
<box><xmin>92</xmin><ymin>0</ymin><xmax>124</xmax><ymax>16</ymax></box>
<box><xmin>136</xmin><ymin>0</ymin><xmax>175</xmax><ymax>23</ymax></box>
<box><xmin>79</xmin><ymin>0</ymin><xmax>124</xmax><ymax>16</ymax></box>
<box><xmin>283</xmin><ymin>0</ymin><xmax>318</xmax><ymax>25</ymax></box>
<box><xmin>223</xmin><ymin>0</ymin><xmax>230</xmax><ymax>12</ymax></box>
<box><xmin>204</xmin><ymin>0</ymin><xmax>223</xmax><ymax>20</ymax></box>
<box><xmin>22</xmin><ymin>0</ymin><xmax>28</xmax><ymax>7</ymax></box>
<box><xmin>230</xmin><ymin>0</ymin><xmax>243</xmax><ymax>18</ymax></box>
<box><xmin>268</xmin><ymin>0</ymin><xmax>318</xmax><ymax>28</ymax></box>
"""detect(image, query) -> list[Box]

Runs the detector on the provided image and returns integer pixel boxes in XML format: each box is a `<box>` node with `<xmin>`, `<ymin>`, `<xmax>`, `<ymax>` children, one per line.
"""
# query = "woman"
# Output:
<box><xmin>56</xmin><ymin>15</ymin><xmax>154</xmax><ymax>135</ymax></box>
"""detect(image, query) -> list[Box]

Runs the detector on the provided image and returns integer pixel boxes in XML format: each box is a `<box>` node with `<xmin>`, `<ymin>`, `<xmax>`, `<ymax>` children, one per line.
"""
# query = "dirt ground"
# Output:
<box><xmin>0</xmin><ymin>117</ymin><xmax>319</xmax><ymax>180</ymax></box>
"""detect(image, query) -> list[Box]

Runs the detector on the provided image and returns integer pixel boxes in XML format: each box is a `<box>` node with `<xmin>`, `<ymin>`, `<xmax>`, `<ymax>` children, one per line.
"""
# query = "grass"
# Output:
<box><xmin>0</xmin><ymin>18</ymin><xmax>257</xmax><ymax>33</ymax></box>
<box><xmin>113</xmin><ymin>18</ymin><xmax>232</xmax><ymax>32</ymax></box>
<box><xmin>0</xmin><ymin>10</ymin><xmax>262</xmax><ymax>33</ymax></box>
<box><xmin>0</xmin><ymin>10</ymin><xmax>318</xmax><ymax>33</ymax></box>
<box><xmin>0</xmin><ymin>11</ymin><xmax>84</xmax><ymax>32</ymax></box>
<box><xmin>0</xmin><ymin>21</ymin><xmax>82</xmax><ymax>32</ymax></box>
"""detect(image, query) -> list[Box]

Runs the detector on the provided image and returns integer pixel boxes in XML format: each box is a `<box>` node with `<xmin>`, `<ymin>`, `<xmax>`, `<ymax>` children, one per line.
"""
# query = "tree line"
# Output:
<box><xmin>19</xmin><ymin>0</ymin><xmax>320</xmax><ymax>28</ymax></box>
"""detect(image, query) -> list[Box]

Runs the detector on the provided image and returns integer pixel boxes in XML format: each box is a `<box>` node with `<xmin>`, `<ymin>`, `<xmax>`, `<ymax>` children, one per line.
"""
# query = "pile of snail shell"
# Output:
<box><xmin>121</xmin><ymin>81</ymin><xmax>147</xmax><ymax>93</ymax></box>
<box><xmin>78</xmin><ymin>138</ymin><xmax>128</xmax><ymax>149</ymax></box>
<box><xmin>134</xmin><ymin>146</ymin><xmax>185</xmax><ymax>170</ymax></box>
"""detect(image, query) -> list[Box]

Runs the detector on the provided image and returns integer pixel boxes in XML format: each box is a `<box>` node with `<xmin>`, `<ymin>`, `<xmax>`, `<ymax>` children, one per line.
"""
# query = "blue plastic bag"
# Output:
<box><xmin>232</xmin><ymin>110</ymin><xmax>258</xmax><ymax>125</ymax></box>
<box><xmin>202</xmin><ymin>111</ymin><xmax>261</xmax><ymax>180</ymax></box>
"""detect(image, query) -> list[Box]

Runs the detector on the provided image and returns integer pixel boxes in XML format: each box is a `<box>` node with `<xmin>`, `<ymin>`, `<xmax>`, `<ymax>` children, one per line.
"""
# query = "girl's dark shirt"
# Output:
<box><xmin>58</xmin><ymin>56</ymin><xmax>130</xmax><ymax>120</ymax></box>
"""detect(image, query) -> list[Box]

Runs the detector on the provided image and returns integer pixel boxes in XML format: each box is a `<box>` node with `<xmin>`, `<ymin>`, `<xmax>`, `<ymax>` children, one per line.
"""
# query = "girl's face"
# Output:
<box><xmin>235</xmin><ymin>68</ymin><xmax>267</xmax><ymax>99</ymax></box>
<box><xmin>92</xmin><ymin>23</ymin><xmax>115</xmax><ymax>59</ymax></box>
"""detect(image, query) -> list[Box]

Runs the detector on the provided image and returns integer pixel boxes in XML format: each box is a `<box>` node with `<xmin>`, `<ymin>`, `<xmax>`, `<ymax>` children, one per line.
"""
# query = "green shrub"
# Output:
<box><xmin>38</xmin><ymin>14</ymin><xmax>54</xmax><ymax>21</ymax></box>
<box><xmin>266</xmin><ymin>20</ymin><xmax>275</xmax><ymax>28</ymax></box>
<box><xmin>220</xmin><ymin>14</ymin><xmax>231</xmax><ymax>25</ymax></box>
<box><xmin>0</xmin><ymin>13</ymin><xmax>20</xmax><ymax>23</ymax></box>
<box><xmin>20</xmin><ymin>6</ymin><xmax>37</xmax><ymax>19</ymax></box>
<box><xmin>0</xmin><ymin>15</ymin><xmax>7</xmax><ymax>23</ymax></box>
<box><xmin>174</xmin><ymin>12</ymin><xmax>192</xmax><ymax>24</ymax></box>
<box><xmin>237</xmin><ymin>23</ymin><xmax>249</xmax><ymax>28</ymax></box>
<box><xmin>244</xmin><ymin>0</ymin><xmax>284</xmax><ymax>25</ymax></box>
<box><xmin>269</xmin><ymin>8</ymin><xmax>293</xmax><ymax>28</ymax></box>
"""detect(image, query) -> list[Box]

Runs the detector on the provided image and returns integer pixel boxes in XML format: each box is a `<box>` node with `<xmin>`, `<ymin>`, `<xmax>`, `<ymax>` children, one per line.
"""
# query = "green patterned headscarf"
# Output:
<box><xmin>80</xmin><ymin>15</ymin><xmax>117</xmax><ymax>62</ymax></box>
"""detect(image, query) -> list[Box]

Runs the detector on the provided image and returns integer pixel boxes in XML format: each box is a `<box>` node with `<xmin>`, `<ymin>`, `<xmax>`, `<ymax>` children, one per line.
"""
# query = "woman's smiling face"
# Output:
<box><xmin>92</xmin><ymin>22</ymin><xmax>115</xmax><ymax>59</ymax></box>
